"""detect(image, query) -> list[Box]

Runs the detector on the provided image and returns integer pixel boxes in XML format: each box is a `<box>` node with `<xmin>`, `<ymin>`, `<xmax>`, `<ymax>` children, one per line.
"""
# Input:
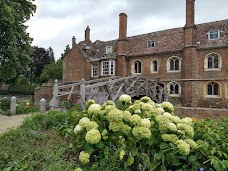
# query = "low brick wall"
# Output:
<box><xmin>174</xmin><ymin>106</ymin><xmax>228</xmax><ymax>120</ymax></box>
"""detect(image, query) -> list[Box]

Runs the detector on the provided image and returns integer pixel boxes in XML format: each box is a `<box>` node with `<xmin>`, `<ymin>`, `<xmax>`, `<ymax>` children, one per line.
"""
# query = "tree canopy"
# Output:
<box><xmin>0</xmin><ymin>0</ymin><xmax>36</xmax><ymax>82</ymax></box>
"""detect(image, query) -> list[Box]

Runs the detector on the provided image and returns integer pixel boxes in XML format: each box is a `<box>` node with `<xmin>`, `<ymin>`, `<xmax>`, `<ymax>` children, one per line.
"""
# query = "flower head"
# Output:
<box><xmin>119</xmin><ymin>94</ymin><xmax>132</xmax><ymax>104</ymax></box>
<box><xmin>175</xmin><ymin>140</ymin><xmax>190</xmax><ymax>156</ymax></box>
<box><xmin>161</xmin><ymin>134</ymin><xmax>178</xmax><ymax>143</ymax></box>
<box><xmin>140</xmin><ymin>118</ymin><xmax>151</xmax><ymax>128</ymax></box>
<box><xmin>74</xmin><ymin>124</ymin><xmax>82</xmax><ymax>134</ymax></box>
<box><xmin>85</xmin><ymin>129</ymin><xmax>101</xmax><ymax>144</ymax></box>
<box><xmin>74</xmin><ymin>168</ymin><xmax>83</xmax><ymax>171</ymax></box>
<box><xmin>109</xmin><ymin>121</ymin><xmax>123</xmax><ymax>132</ymax></box>
<box><xmin>79</xmin><ymin>151</ymin><xmax>90</xmax><ymax>164</ymax></box>
<box><xmin>79</xmin><ymin>117</ymin><xmax>90</xmax><ymax>128</ymax></box>
<box><xmin>88</xmin><ymin>104</ymin><xmax>101</xmax><ymax>115</ymax></box>
<box><xmin>119</xmin><ymin>150</ymin><xmax>125</xmax><ymax>160</ymax></box>
<box><xmin>86</xmin><ymin>121</ymin><xmax>99</xmax><ymax>131</ymax></box>
<box><xmin>185</xmin><ymin>139</ymin><xmax>197</xmax><ymax>149</ymax></box>
<box><xmin>130</xmin><ymin>114</ymin><xmax>142</xmax><ymax>125</ymax></box>
<box><xmin>160</xmin><ymin>102</ymin><xmax>174</xmax><ymax>113</ymax></box>
<box><xmin>107</xmin><ymin>109</ymin><xmax>123</xmax><ymax>122</ymax></box>
<box><xmin>168</xmin><ymin>123</ymin><xmax>177</xmax><ymax>132</ymax></box>
<box><xmin>85</xmin><ymin>99</ymin><xmax>95</xmax><ymax>109</ymax></box>
<box><xmin>132</xmin><ymin>126</ymin><xmax>151</xmax><ymax>139</ymax></box>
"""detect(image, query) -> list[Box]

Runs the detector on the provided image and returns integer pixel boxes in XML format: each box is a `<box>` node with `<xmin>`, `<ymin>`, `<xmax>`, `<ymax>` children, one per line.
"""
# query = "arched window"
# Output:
<box><xmin>151</xmin><ymin>60</ymin><xmax>158</xmax><ymax>73</ymax></box>
<box><xmin>132</xmin><ymin>60</ymin><xmax>142</xmax><ymax>74</ymax></box>
<box><xmin>167</xmin><ymin>56</ymin><xmax>181</xmax><ymax>72</ymax></box>
<box><xmin>167</xmin><ymin>82</ymin><xmax>181</xmax><ymax>96</ymax></box>
<box><xmin>206</xmin><ymin>82</ymin><xmax>220</xmax><ymax>97</ymax></box>
<box><xmin>205</xmin><ymin>53</ymin><xmax>221</xmax><ymax>70</ymax></box>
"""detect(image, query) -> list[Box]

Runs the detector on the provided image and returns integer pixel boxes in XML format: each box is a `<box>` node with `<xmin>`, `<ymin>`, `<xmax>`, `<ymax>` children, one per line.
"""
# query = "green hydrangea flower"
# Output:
<box><xmin>122</xmin><ymin>111</ymin><xmax>132</xmax><ymax>122</ymax></box>
<box><xmin>177</xmin><ymin>123</ymin><xmax>194</xmax><ymax>138</ymax></box>
<box><xmin>86</xmin><ymin>121</ymin><xmax>99</xmax><ymax>131</ymax></box>
<box><xmin>79</xmin><ymin>117</ymin><xmax>90</xmax><ymax>128</ymax></box>
<box><xmin>175</xmin><ymin>140</ymin><xmax>190</xmax><ymax>156</ymax></box>
<box><xmin>101</xmin><ymin>129</ymin><xmax>108</xmax><ymax>140</ymax></box>
<box><xmin>155</xmin><ymin>115</ymin><xmax>170</xmax><ymax>133</ymax></box>
<box><xmin>157</xmin><ymin>107</ymin><xmax>165</xmax><ymax>114</ymax></box>
<box><xmin>134</xmin><ymin>109</ymin><xmax>142</xmax><ymax>114</ymax></box>
<box><xmin>169</xmin><ymin>115</ymin><xmax>181</xmax><ymax>124</ymax></box>
<box><xmin>85</xmin><ymin>129</ymin><xmax>101</xmax><ymax>144</ymax></box>
<box><xmin>185</xmin><ymin>139</ymin><xmax>197</xmax><ymax>149</ymax></box>
<box><xmin>109</xmin><ymin>121</ymin><xmax>123</xmax><ymax>132</ymax></box>
<box><xmin>85</xmin><ymin>99</ymin><xmax>95</xmax><ymax>110</ymax></box>
<box><xmin>107</xmin><ymin>109</ymin><xmax>123</xmax><ymax>122</ymax></box>
<box><xmin>161</xmin><ymin>101</ymin><xmax>174</xmax><ymax>113</ymax></box>
<box><xmin>121</xmin><ymin>124</ymin><xmax>132</xmax><ymax>135</ymax></box>
<box><xmin>87</xmin><ymin>104</ymin><xmax>101</xmax><ymax>115</ymax></box>
<box><xmin>74</xmin><ymin>167</ymin><xmax>83</xmax><ymax>171</ymax></box>
<box><xmin>163</xmin><ymin>112</ymin><xmax>172</xmax><ymax>118</ymax></box>
<box><xmin>132</xmin><ymin>126</ymin><xmax>151</xmax><ymax>139</ymax></box>
<box><xmin>140</xmin><ymin>118</ymin><xmax>151</xmax><ymax>128</ymax></box>
<box><xmin>130</xmin><ymin>114</ymin><xmax>142</xmax><ymax>125</ymax></box>
<box><xmin>161</xmin><ymin>134</ymin><xmax>179</xmax><ymax>143</ymax></box>
<box><xmin>168</xmin><ymin>123</ymin><xmax>177</xmax><ymax>132</ymax></box>
<box><xmin>180</xmin><ymin>117</ymin><xmax>193</xmax><ymax>125</ymax></box>
<box><xmin>105</xmin><ymin>105</ymin><xmax>116</xmax><ymax>113</ymax></box>
<box><xmin>119</xmin><ymin>150</ymin><xmax>125</xmax><ymax>160</ymax></box>
<box><xmin>140</xmin><ymin>96</ymin><xmax>154</xmax><ymax>103</ymax></box>
<box><xmin>79</xmin><ymin>151</ymin><xmax>90</xmax><ymax>164</ymax></box>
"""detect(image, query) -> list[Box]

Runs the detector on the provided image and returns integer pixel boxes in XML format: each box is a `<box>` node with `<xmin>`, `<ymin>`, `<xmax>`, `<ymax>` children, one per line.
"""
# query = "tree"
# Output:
<box><xmin>0</xmin><ymin>0</ymin><xmax>36</xmax><ymax>82</ymax></box>
<box><xmin>29</xmin><ymin>46</ymin><xmax>52</xmax><ymax>84</ymax></box>
<box><xmin>61</xmin><ymin>44</ymin><xmax>70</xmax><ymax>59</ymax></box>
<box><xmin>47</xmin><ymin>46</ymin><xmax>55</xmax><ymax>63</ymax></box>
<box><xmin>40</xmin><ymin>59</ymin><xmax>63</xmax><ymax>83</ymax></box>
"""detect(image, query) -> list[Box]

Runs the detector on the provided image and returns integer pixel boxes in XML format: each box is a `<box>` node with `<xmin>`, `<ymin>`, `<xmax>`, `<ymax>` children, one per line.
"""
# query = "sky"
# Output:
<box><xmin>26</xmin><ymin>0</ymin><xmax>228</xmax><ymax>60</ymax></box>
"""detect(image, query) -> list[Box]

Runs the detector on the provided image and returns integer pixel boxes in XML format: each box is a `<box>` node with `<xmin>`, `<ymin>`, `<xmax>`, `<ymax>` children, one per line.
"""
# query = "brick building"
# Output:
<box><xmin>62</xmin><ymin>0</ymin><xmax>228</xmax><ymax>110</ymax></box>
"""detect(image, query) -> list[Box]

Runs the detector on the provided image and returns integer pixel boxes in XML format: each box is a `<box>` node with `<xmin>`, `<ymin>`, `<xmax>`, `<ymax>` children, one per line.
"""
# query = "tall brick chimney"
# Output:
<box><xmin>119</xmin><ymin>13</ymin><xmax>127</xmax><ymax>40</ymax></box>
<box><xmin>85</xmin><ymin>26</ymin><xmax>90</xmax><ymax>46</ymax></box>
<box><xmin>72</xmin><ymin>36</ymin><xmax>76</xmax><ymax>48</ymax></box>
<box><xmin>185</xmin><ymin>0</ymin><xmax>195</xmax><ymax>28</ymax></box>
<box><xmin>117</xmin><ymin>13</ymin><xmax>129</xmax><ymax>77</ymax></box>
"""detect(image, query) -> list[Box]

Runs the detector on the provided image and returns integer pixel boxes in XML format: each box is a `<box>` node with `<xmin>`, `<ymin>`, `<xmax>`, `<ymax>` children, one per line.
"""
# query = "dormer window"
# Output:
<box><xmin>106</xmin><ymin>46</ymin><xmax>112</xmax><ymax>54</ymax></box>
<box><xmin>147</xmin><ymin>41</ymin><xmax>155</xmax><ymax>48</ymax></box>
<box><xmin>208</xmin><ymin>30</ymin><xmax>220</xmax><ymax>40</ymax></box>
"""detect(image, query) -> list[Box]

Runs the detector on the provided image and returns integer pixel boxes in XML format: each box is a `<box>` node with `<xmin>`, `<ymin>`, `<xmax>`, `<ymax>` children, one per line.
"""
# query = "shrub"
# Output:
<box><xmin>8</xmin><ymin>84</ymin><xmax>37</xmax><ymax>95</ymax></box>
<box><xmin>70</xmin><ymin>95</ymin><xmax>199</xmax><ymax>171</ymax></box>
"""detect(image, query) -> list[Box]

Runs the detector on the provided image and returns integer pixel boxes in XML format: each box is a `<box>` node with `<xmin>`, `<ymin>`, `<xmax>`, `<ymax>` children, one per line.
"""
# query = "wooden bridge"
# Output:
<box><xmin>49</xmin><ymin>75</ymin><xmax>169</xmax><ymax>108</ymax></box>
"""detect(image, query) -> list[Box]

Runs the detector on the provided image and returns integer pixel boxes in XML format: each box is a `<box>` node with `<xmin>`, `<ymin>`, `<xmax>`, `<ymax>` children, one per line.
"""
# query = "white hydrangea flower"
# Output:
<box><xmin>79</xmin><ymin>151</ymin><xmax>90</xmax><ymax>164</ymax></box>
<box><xmin>140</xmin><ymin>118</ymin><xmax>151</xmax><ymax>128</ymax></box>
<box><xmin>134</xmin><ymin>109</ymin><xmax>142</xmax><ymax>114</ymax></box>
<box><xmin>130</xmin><ymin>114</ymin><xmax>142</xmax><ymax>125</ymax></box>
<box><xmin>86</xmin><ymin>121</ymin><xmax>99</xmax><ymax>131</ymax></box>
<box><xmin>74</xmin><ymin>124</ymin><xmax>82</xmax><ymax>134</ymax></box>
<box><xmin>177</xmin><ymin>123</ymin><xmax>194</xmax><ymax>138</ymax></box>
<box><xmin>163</xmin><ymin>112</ymin><xmax>172</xmax><ymax>118</ymax></box>
<box><xmin>88</xmin><ymin>104</ymin><xmax>101</xmax><ymax>115</ymax></box>
<box><xmin>161</xmin><ymin>102</ymin><xmax>174</xmax><ymax>113</ymax></box>
<box><xmin>157</xmin><ymin>107</ymin><xmax>165</xmax><ymax>114</ymax></box>
<box><xmin>175</xmin><ymin>140</ymin><xmax>190</xmax><ymax>156</ymax></box>
<box><xmin>85</xmin><ymin>129</ymin><xmax>101</xmax><ymax>144</ymax></box>
<box><xmin>132</xmin><ymin>126</ymin><xmax>151</xmax><ymax>139</ymax></box>
<box><xmin>119</xmin><ymin>94</ymin><xmax>132</xmax><ymax>104</ymax></box>
<box><xmin>161</xmin><ymin>134</ymin><xmax>178</xmax><ymax>143</ymax></box>
<box><xmin>180</xmin><ymin>117</ymin><xmax>193</xmax><ymax>125</ymax></box>
<box><xmin>168</xmin><ymin>123</ymin><xmax>177</xmax><ymax>132</ymax></box>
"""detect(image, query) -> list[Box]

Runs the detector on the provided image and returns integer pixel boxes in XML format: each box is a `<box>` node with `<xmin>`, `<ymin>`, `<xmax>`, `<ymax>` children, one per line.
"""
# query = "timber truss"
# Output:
<box><xmin>49</xmin><ymin>76</ymin><xmax>169</xmax><ymax>108</ymax></box>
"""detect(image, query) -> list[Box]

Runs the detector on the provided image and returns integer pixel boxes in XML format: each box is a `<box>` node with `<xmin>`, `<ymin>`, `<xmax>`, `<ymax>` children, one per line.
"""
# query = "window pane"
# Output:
<box><xmin>208</xmin><ymin>84</ymin><xmax>212</xmax><ymax>95</ymax></box>
<box><xmin>174</xmin><ymin>85</ymin><xmax>179</xmax><ymax>94</ymax></box>
<box><xmin>110</xmin><ymin>61</ymin><xmax>114</xmax><ymax>75</ymax></box>
<box><xmin>170</xmin><ymin>60</ymin><xmax>174</xmax><ymax>70</ymax></box>
<box><xmin>213</xmin><ymin>84</ymin><xmax>219</xmax><ymax>95</ymax></box>
<box><xmin>208</xmin><ymin>57</ymin><xmax>213</xmax><ymax>68</ymax></box>
<box><xmin>175</xmin><ymin>59</ymin><xmax>179</xmax><ymax>70</ymax></box>
<box><xmin>92</xmin><ymin>64</ymin><xmax>98</xmax><ymax>77</ymax></box>
<box><xmin>170</xmin><ymin>85</ymin><xmax>174</xmax><ymax>94</ymax></box>
<box><xmin>153</xmin><ymin>61</ymin><xmax>157</xmax><ymax>72</ymax></box>
<box><xmin>138</xmin><ymin>62</ymin><xmax>141</xmax><ymax>73</ymax></box>
<box><xmin>214</xmin><ymin>56</ymin><xmax>219</xmax><ymax>68</ymax></box>
<box><xmin>102</xmin><ymin>61</ymin><xmax>109</xmax><ymax>75</ymax></box>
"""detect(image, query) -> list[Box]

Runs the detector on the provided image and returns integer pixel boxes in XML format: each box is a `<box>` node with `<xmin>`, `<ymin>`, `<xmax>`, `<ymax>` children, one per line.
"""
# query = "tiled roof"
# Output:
<box><xmin>77</xmin><ymin>19</ymin><xmax>228</xmax><ymax>59</ymax></box>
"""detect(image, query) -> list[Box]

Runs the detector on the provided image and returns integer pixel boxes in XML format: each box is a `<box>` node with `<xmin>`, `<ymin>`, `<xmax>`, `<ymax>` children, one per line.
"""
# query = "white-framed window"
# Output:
<box><xmin>147</xmin><ymin>40</ymin><xmax>155</xmax><ymax>48</ymax></box>
<box><xmin>151</xmin><ymin>60</ymin><xmax>158</xmax><ymax>73</ymax></box>
<box><xmin>167</xmin><ymin>82</ymin><xmax>181</xmax><ymax>97</ymax></box>
<box><xmin>91</xmin><ymin>63</ymin><xmax>99</xmax><ymax>77</ymax></box>
<box><xmin>106</xmin><ymin>46</ymin><xmax>112</xmax><ymax>54</ymax></box>
<box><xmin>204</xmin><ymin>53</ymin><xmax>221</xmax><ymax>71</ymax></box>
<box><xmin>167</xmin><ymin>56</ymin><xmax>181</xmax><ymax>72</ymax></box>
<box><xmin>208</xmin><ymin>30</ymin><xmax>220</xmax><ymax>40</ymax></box>
<box><xmin>132</xmin><ymin>60</ymin><xmax>142</xmax><ymax>74</ymax></box>
<box><xmin>101</xmin><ymin>60</ymin><xmax>115</xmax><ymax>76</ymax></box>
<box><xmin>205</xmin><ymin>82</ymin><xmax>220</xmax><ymax>97</ymax></box>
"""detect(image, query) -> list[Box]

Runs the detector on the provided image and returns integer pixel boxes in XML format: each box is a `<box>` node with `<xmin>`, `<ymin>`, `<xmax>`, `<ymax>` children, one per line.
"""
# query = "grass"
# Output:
<box><xmin>0</xmin><ymin>111</ymin><xmax>78</xmax><ymax>171</ymax></box>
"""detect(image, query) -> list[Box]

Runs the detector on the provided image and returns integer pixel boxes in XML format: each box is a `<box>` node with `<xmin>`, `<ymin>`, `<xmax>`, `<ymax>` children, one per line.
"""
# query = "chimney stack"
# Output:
<box><xmin>85</xmin><ymin>26</ymin><xmax>90</xmax><ymax>46</ymax></box>
<box><xmin>185</xmin><ymin>0</ymin><xmax>195</xmax><ymax>28</ymax></box>
<box><xmin>72</xmin><ymin>36</ymin><xmax>76</xmax><ymax>48</ymax></box>
<box><xmin>119</xmin><ymin>13</ymin><xmax>127</xmax><ymax>40</ymax></box>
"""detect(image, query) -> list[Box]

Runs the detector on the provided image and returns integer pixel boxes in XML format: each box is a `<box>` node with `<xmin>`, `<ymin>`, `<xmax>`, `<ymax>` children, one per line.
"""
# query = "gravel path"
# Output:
<box><xmin>0</xmin><ymin>114</ymin><xmax>31</xmax><ymax>135</ymax></box>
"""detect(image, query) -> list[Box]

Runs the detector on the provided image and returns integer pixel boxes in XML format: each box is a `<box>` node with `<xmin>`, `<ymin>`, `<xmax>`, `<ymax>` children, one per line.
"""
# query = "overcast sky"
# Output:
<box><xmin>26</xmin><ymin>0</ymin><xmax>228</xmax><ymax>60</ymax></box>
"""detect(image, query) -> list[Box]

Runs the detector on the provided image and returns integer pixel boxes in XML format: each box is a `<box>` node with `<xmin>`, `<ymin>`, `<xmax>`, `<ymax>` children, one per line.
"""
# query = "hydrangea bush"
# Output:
<box><xmin>71</xmin><ymin>95</ymin><xmax>199</xmax><ymax>170</ymax></box>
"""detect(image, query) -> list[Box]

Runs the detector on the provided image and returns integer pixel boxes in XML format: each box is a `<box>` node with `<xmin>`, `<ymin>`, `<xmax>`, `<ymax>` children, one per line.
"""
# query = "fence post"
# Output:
<box><xmin>40</xmin><ymin>98</ymin><xmax>46</xmax><ymax>114</ymax></box>
<box><xmin>80</xmin><ymin>79</ymin><xmax>86</xmax><ymax>108</ymax></box>
<box><xmin>10</xmin><ymin>96</ymin><xmax>16</xmax><ymax>115</ymax></box>
<box><xmin>49</xmin><ymin>79</ymin><xmax>59</xmax><ymax>109</ymax></box>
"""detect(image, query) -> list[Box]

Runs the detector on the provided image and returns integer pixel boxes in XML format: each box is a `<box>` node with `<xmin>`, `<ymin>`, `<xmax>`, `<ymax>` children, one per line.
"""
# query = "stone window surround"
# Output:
<box><xmin>147</xmin><ymin>40</ymin><xmax>156</xmax><ymax>48</ymax></box>
<box><xmin>204</xmin><ymin>52</ymin><xmax>222</xmax><ymax>71</ymax></box>
<box><xmin>151</xmin><ymin>59</ymin><xmax>158</xmax><ymax>73</ymax></box>
<box><xmin>106</xmin><ymin>46</ymin><xmax>113</xmax><ymax>54</ymax></box>
<box><xmin>132</xmin><ymin>59</ymin><xmax>142</xmax><ymax>75</ymax></box>
<box><xmin>167</xmin><ymin>81</ymin><xmax>181</xmax><ymax>97</ymax></box>
<box><xmin>167</xmin><ymin>56</ymin><xmax>181</xmax><ymax>73</ymax></box>
<box><xmin>204</xmin><ymin>81</ymin><xmax>221</xmax><ymax>98</ymax></box>
<box><xmin>207</xmin><ymin>30</ymin><xmax>220</xmax><ymax>40</ymax></box>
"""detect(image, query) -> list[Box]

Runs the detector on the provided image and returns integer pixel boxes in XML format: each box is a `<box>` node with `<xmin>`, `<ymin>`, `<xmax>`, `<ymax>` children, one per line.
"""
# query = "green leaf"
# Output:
<box><xmin>160</xmin><ymin>142</ymin><xmax>169</xmax><ymax>150</ymax></box>
<box><xmin>155</xmin><ymin>151</ymin><xmax>163</xmax><ymax>160</ymax></box>
<box><xmin>127</xmin><ymin>156</ymin><xmax>134</xmax><ymax>166</ymax></box>
<box><xmin>141</xmin><ymin>153</ymin><xmax>150</xmax><ymax>167</ymax></box>
<box><xmin>188</xmin><ymin>155</ymin><xmax>197</xmax><ymax>163</ymax></box>
<box><xmin>95</xmin><ymin>141</ymin><xmax>105</xmax><ymax>149</ymax></box>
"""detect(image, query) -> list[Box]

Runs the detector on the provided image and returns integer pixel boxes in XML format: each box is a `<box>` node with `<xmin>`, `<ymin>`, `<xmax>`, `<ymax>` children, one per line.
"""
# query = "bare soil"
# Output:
<box><xmin>0</xmin><ymin>114</ymin><xmax>31</xmax><ymax>135</ymax></box>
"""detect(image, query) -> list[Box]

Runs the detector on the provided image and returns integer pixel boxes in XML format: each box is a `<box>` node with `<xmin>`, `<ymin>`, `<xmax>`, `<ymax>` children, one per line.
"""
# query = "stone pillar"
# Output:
<box><xmin>10</xmin><ymin>96</ymin><xmax>16</xmax><ymax>115</ymax></box>
<box><xmin>80</xmin><ymin>79</ymin><xmax>86</xmax><ymax>108</ymax></box>
<box><xmin>40</xmin><ymin>98</ymin><xmax>46</xmax><ymax>114</ymax></box>
<box><xmin>49</xmin><ymin>79</ymin><xmax>59</xmax><ymax>109</ymax></box>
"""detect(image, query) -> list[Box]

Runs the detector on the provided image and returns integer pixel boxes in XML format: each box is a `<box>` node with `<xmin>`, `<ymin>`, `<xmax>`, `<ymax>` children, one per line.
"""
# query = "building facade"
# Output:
<box><xmin>63</xmin><ymin>0</ymin><xmax>228</xmax><ymax>109</ymax></box>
